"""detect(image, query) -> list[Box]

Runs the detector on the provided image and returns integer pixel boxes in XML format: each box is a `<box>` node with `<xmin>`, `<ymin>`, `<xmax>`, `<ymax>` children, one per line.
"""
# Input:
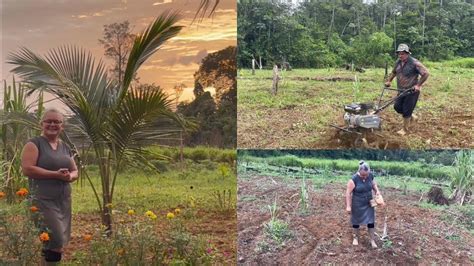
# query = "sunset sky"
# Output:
<box><xmin>0</xmin><ymin>0</ymin><xmax>236</xmax><ymax>103</ymax></box>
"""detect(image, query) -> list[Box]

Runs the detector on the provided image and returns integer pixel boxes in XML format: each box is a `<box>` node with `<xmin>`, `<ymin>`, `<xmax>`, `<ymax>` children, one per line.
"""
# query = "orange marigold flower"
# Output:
<box><xmin>0</xmin><ymin>192</ymin><xmax>6</xmax><ymax>199</ymax></box>
<box><xmin>83</xmin><ymin>234</ymin><xmax>92</xmax><ymax>241</ymax></box>
<box><xmin>16</xmin><ymin>188</ymin><xmax>28</xmax><ymax>197</ymax></box>
<box><xmin>30</xmin><ymin>206</ymin><xmax>39</xmax><ymax>212</ymax></box>
<box><xmin>117</xmin><ymin>248</ymin><xmax>125</xmax><ymax>256</ymax></box>
<box><xmin>39</xmin><ymin>232</ymin><xmax>50</xmax><ymax>242</ymax></box>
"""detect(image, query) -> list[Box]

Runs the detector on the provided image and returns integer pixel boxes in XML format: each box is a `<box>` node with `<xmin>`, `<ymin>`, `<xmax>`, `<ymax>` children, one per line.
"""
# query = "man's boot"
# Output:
<box><xmin>352</xmin><ymin>228</ymin><xmax>360</xmax><ymax>246</ymax></box>
<box><xmin>396</xmin><ymin>117</ymin><xmax>411</xmax><ymax>135</ymax></box>
<box><xmin>368</xmin><ymin>228</ymin><xmax>378</xmax><ymax>248</ymax></box>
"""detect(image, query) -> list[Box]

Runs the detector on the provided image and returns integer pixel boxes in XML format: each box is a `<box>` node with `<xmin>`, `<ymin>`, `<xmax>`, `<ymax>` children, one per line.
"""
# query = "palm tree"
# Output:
<box><xmin>7</xmin><ymin>12</ymin><xmax>190</xmax><ymax>232</ymax></box>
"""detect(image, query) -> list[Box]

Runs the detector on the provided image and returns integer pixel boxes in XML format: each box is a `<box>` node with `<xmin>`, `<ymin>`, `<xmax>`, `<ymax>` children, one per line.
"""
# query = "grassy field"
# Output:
<box><xmin>237</xmin><ymin>59</ymin><xmax>473</xmax><ymax>149</ymax></box>
<box><xmin>0</xmin><ymin>147</ymin><xmax>237</xmax><ymax>265</ymax></box>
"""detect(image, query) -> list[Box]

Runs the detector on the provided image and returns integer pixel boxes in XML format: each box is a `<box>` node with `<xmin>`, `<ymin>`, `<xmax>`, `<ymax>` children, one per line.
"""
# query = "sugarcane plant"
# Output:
<box><xmin>298</xmin><ymin>177</ymin><xmax>310</xmax><ymax>215</ymax></box>
<box><xmin>1</xmin><ymin>78</ymin><xmax>43</xmax><ymax>203</ymax></box>
<box><xmin>449</xmin><ymin>150</ymin><xmax>473</xmax><ymax>205</ymax></box>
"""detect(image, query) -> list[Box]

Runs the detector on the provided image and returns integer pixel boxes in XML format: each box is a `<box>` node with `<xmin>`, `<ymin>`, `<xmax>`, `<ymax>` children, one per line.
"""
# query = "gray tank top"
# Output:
<box><xmin>351</xmin><ymin>173</ymin><xmax>374</xmax><ymax>199</ymax></box>
<box><xmin>28</xmin><ymin>136</ymin><xmax>73</xmax><ymax>200</ymax></box>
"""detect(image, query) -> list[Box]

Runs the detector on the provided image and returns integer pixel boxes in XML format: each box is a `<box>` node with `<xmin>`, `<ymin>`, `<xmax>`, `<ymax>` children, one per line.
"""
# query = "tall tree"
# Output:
<box><xmin>99</xmin><ymin>21</ymin><xmax>136</xmax><ymax>85</ymax></box>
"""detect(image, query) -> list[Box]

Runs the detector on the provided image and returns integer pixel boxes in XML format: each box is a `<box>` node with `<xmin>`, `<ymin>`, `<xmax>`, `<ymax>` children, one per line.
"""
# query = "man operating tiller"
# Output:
<box><xmin>385</xmin><ymin>44</ymin><xmax>430</xmax><ymax>135</ymax></box>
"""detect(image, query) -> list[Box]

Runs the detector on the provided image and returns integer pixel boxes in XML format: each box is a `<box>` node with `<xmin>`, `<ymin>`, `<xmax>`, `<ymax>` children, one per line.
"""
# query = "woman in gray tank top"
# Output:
<box><xmin>345</xmin><ymin>161</ymin><xmax>384</xmax><ymax>248</ymax></box>
<box><xmin>21</xmin><ymin>108</ymin><xmax>78</xmax><ymax>263</ymax></box>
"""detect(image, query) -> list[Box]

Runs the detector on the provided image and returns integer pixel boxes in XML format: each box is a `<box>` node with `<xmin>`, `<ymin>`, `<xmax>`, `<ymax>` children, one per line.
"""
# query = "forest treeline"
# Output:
<box><xmin>238</xmin><ymin>149</ymin><xmax>461</xmax><ymax>166</ymax></box>
<box><xmin>238</xmin><ymin>0</ymin><xmax>473</xmax><ymax>68</ymax></box>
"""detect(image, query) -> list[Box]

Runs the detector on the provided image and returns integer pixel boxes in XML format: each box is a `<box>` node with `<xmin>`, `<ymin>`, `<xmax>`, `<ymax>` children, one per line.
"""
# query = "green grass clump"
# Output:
<box><xmin>264</xmin><ymin>198</ymin><xmax>292</xmax><ymax>244</ymax></box>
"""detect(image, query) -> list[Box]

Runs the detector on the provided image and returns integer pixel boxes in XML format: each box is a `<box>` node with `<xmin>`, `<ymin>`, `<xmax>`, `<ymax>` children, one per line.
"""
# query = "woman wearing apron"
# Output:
<box><xmin>21</xmin><ymin>108</ymin><xmax>78</xmax><ymax>263</ymax></box>
<box><xmin>345</xmin><ymin>161</ymin><xmax>384</xmax><ymax>248</ymax></box>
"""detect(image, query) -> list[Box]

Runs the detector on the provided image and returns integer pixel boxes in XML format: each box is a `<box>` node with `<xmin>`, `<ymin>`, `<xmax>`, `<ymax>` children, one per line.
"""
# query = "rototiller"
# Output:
<box><xmin>330</xmin><ymin>86</ymin><xmax>415</xmax><ymax>147</ymax></box>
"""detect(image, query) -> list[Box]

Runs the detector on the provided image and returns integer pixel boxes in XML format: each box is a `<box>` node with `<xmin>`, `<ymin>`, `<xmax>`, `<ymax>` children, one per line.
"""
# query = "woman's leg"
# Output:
<box><xmin>352</xmin><ymin>224</ymin><xmax>360</xmax><ymax>245</ymax></box>
<box><xmin>367</xmin><ymin>223</ymin><xmax>377</xmax><ymax>248</ymax></box>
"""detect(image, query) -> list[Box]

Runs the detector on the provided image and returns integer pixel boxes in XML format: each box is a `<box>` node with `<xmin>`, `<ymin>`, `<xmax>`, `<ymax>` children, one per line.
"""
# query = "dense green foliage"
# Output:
<box><xmin>178</xmin><ymin>46</ymin><xmax>237</xmax><ymax>148</ymax></box>
<box><xmin>238</xmin><ymin>0</ymin><xmax>473</xmax><ymax>68</ymax></box>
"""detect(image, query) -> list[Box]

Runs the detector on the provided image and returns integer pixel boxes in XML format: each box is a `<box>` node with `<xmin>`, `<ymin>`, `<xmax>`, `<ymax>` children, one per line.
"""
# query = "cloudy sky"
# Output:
<box><xmin>0</xmin><ymin>0</ymin><xmax>236</xmax><ymax>102</ymax></box>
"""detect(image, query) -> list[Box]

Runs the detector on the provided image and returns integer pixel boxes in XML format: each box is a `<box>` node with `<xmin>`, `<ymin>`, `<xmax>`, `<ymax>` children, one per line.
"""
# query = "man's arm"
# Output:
<box><xmin>416</xmin><ymin>61</ymin><xmax>430</xmax><ymax>87</ymax></box>
<box><xmin>385</xmin><ymin>63</ymin><xmax>398</xmax><ymax>86</ymax></box>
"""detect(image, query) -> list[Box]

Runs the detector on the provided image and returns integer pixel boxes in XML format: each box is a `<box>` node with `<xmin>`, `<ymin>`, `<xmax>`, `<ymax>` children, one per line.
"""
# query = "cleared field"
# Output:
<box><xmin>237</xmin><ymin>61</ymin><xmax>473</xmax><ymax>149</ymax></box>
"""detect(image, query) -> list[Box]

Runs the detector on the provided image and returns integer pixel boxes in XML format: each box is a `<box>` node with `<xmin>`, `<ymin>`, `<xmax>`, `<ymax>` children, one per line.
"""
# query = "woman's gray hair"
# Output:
<box><xmin>358</xmin><ymin>160</ymin><xmax>370</xmax><ymax>172</ymax></box>
<box><xmin>41</xmin><ymin>108</ymin><xmax>64</xmax><ymax>121</ymax></box>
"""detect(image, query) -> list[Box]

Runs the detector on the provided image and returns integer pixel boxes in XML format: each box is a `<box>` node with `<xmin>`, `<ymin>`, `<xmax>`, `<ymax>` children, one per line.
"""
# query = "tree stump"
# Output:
<box><xmin>271</xmin><ymin>64</ymin><xmax>280</xmax><ymax>96</ymax></box>
<box><xmin>427</xmin><ymin>186</ymin><xmax>449</xmax><ymax>205</ymax></box>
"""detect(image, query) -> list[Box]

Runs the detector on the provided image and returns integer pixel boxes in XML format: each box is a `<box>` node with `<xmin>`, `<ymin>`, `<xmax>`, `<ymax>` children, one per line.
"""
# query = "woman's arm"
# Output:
<box><xmin>21</xmin><ymin>142</ymin><xmax>70</xmax><ymax>181</ymax></box>
<box><xmin>372</xmin><ymin>180</ymin><xmax>381</xmax><ymax>195</ymax></box>
<box><xmin>346</xmin><ymin>179</ymin><xmax>355</xmax><ymax>213</ymax></box>
<box><xmin>67</xmin><ymin>157</ymin><xmax>79</xmax><ymax>182</ymax></box>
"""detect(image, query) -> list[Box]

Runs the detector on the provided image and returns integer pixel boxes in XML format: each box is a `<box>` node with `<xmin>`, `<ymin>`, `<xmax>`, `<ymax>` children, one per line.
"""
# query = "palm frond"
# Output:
<box><xmin>194</xmin><ymin>0</ymin><xmax>220</xmax><ymax>22</ymax></box>
<box><xmin>121</xmin><ymin>11</ymin><xmax>183</xmax><ymax>99</ymax></box>
<box><xmin>8</xmin><ymin>46</ymin><xmax>115</xmax><ymax>144</ymax></box>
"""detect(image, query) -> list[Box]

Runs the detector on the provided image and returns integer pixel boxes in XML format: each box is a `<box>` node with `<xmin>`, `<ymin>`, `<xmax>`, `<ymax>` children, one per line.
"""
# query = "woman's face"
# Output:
<box><xmin>359</xmin><ymin>170</ymin><xmax>369</xmax><ymax>179</ymax></box>
<box><xmin>41</xmin><ymin>112</ymin><xmax>64</xmax><ymax>138</ymax></box>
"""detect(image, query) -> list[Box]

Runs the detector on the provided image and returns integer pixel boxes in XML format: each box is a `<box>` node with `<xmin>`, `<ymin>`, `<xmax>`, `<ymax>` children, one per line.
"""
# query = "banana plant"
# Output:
<box><xmin>8</xmin><ymin>12</ymin><xmax>192</xmax><ymax>232</ymax></box>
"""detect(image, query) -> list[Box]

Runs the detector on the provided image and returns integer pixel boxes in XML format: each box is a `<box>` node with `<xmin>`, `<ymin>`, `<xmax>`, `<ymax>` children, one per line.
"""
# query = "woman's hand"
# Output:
<box><xmin>56</xmin><ymin>168</ymin><xmax>72</xmax><ymax>182</ymax></box>
<box><xmin>346</xmin><ymin>206</ymin><xmax>351</xmax><ymax>214</ymax></box>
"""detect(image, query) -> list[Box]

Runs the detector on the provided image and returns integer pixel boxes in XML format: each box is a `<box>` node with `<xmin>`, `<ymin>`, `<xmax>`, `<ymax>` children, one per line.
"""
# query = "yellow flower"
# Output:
<box><xmin>39</xmin><ymin>232</ymin><xmax>50</xmax><ymax>242</ymax></box>
<box><xmin>151</xmin><ymin>214</ymin><xmax>157</xmax><ymax>220</ymax></box>
<box><xmin>174</xmin><ymin>208</ymin><xmax>181</xmax><ymax>214</ymax></box>
<box><xmin>166</xmin><ymin>212</ymin><xmax>175</xmax><ymax>219</ymax></box>
<box><xmin>127</xmin><ymin>209</ymin><xmax>135</xmax><ymax>215</ymax></box>
<box><xmin>145</xmin><ymin>210</ymin><xmax>154</xmax><ymax>217</ymax></box>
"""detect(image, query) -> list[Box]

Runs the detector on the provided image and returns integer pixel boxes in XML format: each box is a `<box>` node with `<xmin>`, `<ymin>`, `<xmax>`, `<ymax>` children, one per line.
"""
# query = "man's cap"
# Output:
<box><xmin>396</xmin><ymin>43</ymin><xmax>411</xmax><ymax>54</ymax></box>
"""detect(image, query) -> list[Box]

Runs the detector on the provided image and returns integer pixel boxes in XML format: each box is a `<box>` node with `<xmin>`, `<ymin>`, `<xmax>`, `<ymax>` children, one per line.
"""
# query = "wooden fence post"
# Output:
<box><xmin>271</xmin><ymin>64</ymin><xmax>280</xmax><ymax>96</ymax></box>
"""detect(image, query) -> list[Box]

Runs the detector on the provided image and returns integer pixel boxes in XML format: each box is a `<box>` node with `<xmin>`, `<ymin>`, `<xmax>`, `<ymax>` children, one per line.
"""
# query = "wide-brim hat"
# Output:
<box><xmin>396</xmin><ymin>43</ymin><xmax>411</xmax><ymax>54</ymax></box>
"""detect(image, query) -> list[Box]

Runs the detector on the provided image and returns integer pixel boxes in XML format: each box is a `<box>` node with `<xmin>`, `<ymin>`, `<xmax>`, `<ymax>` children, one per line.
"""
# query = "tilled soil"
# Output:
<box><xmin>238</xmin><ymin>175</ymin><xmax>474</xmax><ymax>265</ymax></box>
<box><xmin>238</xmin><ymin>104</ymin><xmax>473</xmax><ymax>149</ymax></box>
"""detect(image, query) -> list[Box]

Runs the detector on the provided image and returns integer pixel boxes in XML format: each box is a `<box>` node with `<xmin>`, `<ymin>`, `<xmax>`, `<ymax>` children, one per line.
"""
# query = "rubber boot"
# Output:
<box><xmin>352</xmin><ymin>228</ymin><xmax>360</xmax><ymax>246</ymax></box>
<box><xmin>368</xmin><ymin>228</ymin><xmax>378</xmax><ymax>248</ymax></box>
<box><xmin>411</xmin><ymin>113</ymin><xmax>418</xmax><ymax>124</ymax></box>
<box><xmin>396</xmin><ymin>118</ymin><xmax>410</xmax><ymax>136</ymax></box>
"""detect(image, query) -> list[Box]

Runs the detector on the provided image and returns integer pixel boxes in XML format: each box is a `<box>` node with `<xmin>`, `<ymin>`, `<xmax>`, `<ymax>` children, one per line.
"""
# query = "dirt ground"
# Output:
<box><xmin>238</xmin><ymin>175</ymin><xmax>474</xmax><ymax>265</ymax></box>
<box><xmin>238</xmin><ymin>103</ymin><xmax>473</xmax><ymax>149</ymax></box>
<box><xmin>62</xmin><ymin>209</ymin><xmax>237</xmax><ymax>264</ymax></box>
